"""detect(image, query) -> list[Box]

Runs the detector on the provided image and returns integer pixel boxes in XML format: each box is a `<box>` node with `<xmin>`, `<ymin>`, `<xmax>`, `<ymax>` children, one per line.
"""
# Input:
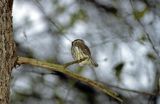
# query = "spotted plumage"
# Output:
<box><xmin>71</xmin><ymin>39</ymin><xmax>98</xmax><ymax>67</ymax></box>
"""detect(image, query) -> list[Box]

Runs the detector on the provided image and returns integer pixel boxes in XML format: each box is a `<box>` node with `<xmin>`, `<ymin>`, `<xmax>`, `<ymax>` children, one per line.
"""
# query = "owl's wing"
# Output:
<box><xmin>80</xmin><ymin>43</ymin><xmax>91</xmax><ymax>56</ymax></box>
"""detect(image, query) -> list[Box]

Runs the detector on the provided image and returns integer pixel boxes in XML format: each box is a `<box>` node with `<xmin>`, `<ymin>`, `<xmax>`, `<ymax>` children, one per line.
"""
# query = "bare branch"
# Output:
<box><xmin>17</xmin><ymin>56</ymin><xmax>123</xmax><ymax>103</ymax></box>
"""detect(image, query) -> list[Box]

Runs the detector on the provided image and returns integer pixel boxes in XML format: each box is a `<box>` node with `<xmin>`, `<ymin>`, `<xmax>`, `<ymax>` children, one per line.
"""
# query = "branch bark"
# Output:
<box><xmin>17</xmin><ymin>56</ymin><xmax>123</xmax><ymax>103</ymax></box>
<box><xmin>0</xmin><ymin>0</ymin><xmax>17</xmax><ymax>104</ymax></box>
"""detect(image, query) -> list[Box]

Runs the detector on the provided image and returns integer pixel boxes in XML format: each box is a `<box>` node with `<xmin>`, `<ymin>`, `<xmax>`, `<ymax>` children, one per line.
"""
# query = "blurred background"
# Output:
<box><xmin>12</xmin><ymin>0</ymin><xmax>160</xmax><ymax>104</ymax></box>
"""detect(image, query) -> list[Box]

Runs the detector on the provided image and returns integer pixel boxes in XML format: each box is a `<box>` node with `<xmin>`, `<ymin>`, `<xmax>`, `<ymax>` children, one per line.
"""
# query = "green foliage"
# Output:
<box><xmin>70</xmin><ymin>9</ymin><xmax>87</xmax><ymax>26</ymax></box>
<box><xmin>146</xmin><ymin>52</ymin><xmax>156</xmax><ymax>60</ymax></box>
<box><xmin>133</xmin><ymin>7</ymin><xmax>148</xmax><ymax>20</ymax></box>
<box><xmin>56</xmin><ymin>9</ymin><xmax>87</xmax><ymax>35</ymax></box>
<box><xmin>114</xmin><ymin>62</ymin><xmax>124</xmax><ymax>81</ymax></box>
<box><xmin>138</xmin><ymin>34</ymin><xmax>147</xmax><ymax>44</ymax></box>
<box><xmin>11</xmin><ymin>93</ymin><xmax>28</xmax><ymax>103</ymax></box>
<box><xmin>76</xmin><ymin>66</ymin><xmax>85</xmax><ymax>73</ymax></box>
<box><xmin>56</xmin><ymin>5</ymin><xmax>66</xmax><ymax>13</ymax></box>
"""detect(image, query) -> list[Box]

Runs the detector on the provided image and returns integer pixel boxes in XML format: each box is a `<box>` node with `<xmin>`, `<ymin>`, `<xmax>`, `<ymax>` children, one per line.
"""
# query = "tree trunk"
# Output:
<box><xmin>0</xmin><ymin>0</ymin><xmax>16</xmax><ymax>104</ymax></box>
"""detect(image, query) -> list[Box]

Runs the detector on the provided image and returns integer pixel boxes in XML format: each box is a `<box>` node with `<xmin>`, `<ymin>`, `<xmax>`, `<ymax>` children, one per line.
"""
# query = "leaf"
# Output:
<box><xmin>69</xmin><ymin>9</ymin><xmax>87</xmax><ymax>26</ymax></box>
<box><xmin>146</xmin><ymin>52</ymin><xmax>156</xmax><ymax>60</ymax></box>
<box><xmin>137</xmin><ymin>34</ymin><xmax>147</xmax><ymax>44</ymax></box>
<box><xmin>114</xmin><ymin>62</ymin><xmax>124</xmax><ymax>81</ymax></box>
<box><xmin>56</xmin><ymin>5</ymin><xmax>66</xmax><ymax>13</ymax></box>
<box><xmin>133</xmin><ymin>7</ymin><xmax>148</xmax><ymax>20</ymax></box>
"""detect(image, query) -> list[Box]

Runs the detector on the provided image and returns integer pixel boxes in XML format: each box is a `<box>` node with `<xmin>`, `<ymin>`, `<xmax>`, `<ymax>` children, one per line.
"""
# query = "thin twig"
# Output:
<box><xmin>130</xmin><ymin>1</ymin><xmax>160</xmax><ymax>103</ymax></box>
<box><xmin>108</xmin><ymin>84</ymin><xmax>156</xmax><ymax>96</ymax></box>
<box><xmin>63</xmin><ymin>57</ymin><xmax>87</xmax><ymax>68</ymax></box>
<box><xmin>130</xmin><ymin>0</ymin><xmax>159</xmax><ymax>57</ymax></box>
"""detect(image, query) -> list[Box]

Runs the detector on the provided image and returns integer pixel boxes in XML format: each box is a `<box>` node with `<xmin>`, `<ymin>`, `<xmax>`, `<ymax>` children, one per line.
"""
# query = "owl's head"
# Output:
<box><xmin>72</xmin><ymin>39</ymin><xmax>85</xmax><ymax>46</ymax></box>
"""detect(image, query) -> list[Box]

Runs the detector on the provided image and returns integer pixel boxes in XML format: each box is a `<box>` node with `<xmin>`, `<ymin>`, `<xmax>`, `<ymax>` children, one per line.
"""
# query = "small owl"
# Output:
<box><xmin>71</xmin><ymin>39</ymin><xmax>98</xmax><ymax>67</ymax></box>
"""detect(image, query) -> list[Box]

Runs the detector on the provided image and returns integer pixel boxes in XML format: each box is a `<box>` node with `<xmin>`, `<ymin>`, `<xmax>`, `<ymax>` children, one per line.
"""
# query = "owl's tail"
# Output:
<box><xmin>90</xmin><ymin>58</ymin><xmax>98</xmax><ymax>67</ymax></box>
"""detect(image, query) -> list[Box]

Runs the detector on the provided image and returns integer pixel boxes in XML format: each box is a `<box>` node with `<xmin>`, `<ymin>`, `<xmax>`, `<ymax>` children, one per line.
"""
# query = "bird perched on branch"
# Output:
<box><xmin>71</xmin><ymin>39</ymin><xmax>98</xmax><ymax>67</ymax></box>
